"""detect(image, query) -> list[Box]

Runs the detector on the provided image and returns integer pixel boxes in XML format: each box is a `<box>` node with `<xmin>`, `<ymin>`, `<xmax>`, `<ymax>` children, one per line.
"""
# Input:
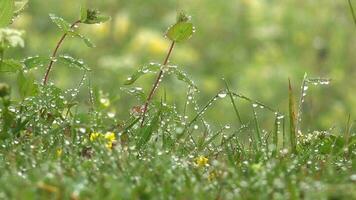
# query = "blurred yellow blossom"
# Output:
<box><xmin>113</xmin><ymin>13</ymin><xmax>130</xmax><ymax>40</ymax></box>
<box><xmin>56</xmin><ymin>149</ymin><xmax>62</xmax><ymax>157</ymax></box>
<box><xmin>90</xmin><ymin>132</ymin><xmax>102</xmax><ymax>141</ymax></box>
<box><xmin>90</xmin><ymin>22</ymin><xmax>111</xmax><ymax>39</ymax></box>
<box><xmin>104</xmin><ymin>132</ymin><xmax>116</xmax><ymax>149</ymax></box>
<box><xmin>89</xmin><ymin>132</ymin><xmax>116</xmax><ymax>150</ymax></box>
<box><xmin>130</xmin><ymin>29</ymin><xmax>169</xmax><ymax>55</ymax></box>
<box><xmin>195</xmin><ymin>156</ymin><xmax>209</xmax><ymax>167</ymax></box>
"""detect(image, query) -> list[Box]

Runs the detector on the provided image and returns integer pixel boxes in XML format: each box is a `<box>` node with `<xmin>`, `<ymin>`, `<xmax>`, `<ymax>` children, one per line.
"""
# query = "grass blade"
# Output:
<box><xmin>288</xmin><ymin>79</ymin><xmax>297</xmax><ymax>154</ymax></box>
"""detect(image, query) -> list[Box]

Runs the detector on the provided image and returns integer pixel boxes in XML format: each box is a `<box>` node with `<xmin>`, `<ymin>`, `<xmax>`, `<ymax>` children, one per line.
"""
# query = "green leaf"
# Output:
<box><xmin>58</xmin><ymin>55</ymin><xmax>90</xmax><ymax>71</ymax></box>
<box><xmin>137</xmin><ymin>109</ymin><xmax>161</xmax><ymax>149</ymax></box>
<box><xmin>120</xmin><ymin>87</ymin><xmax>145</xmax><ymax>101</ymax></box>
<box><xmin>68</xmin><ymin>31</ymin><xmax>95</xmax><ymax>48</ymax></box>
<box><xmin>168</xmin><ymin>66</ymin><xmax>198</xmax><ymax>89</ymax></box>
<box><xmin>17</xmin><ymin>71</ymin><xmax>38</xmax><ymax>98</ymax></box>
<box><xmin>124</xmin><ymin>62</ymin><xmax>161</xmax><ymax>85</ymax></box>
<box><xmin>49</xmin><ymin>13</ymin><xmax>72</xmax><ymax>32</ymax></box>
<box><xmin>23</xmin><ymin>56</ymin><xmax>51</xmax><ymax>70</ymax></box>
<box><xmin>0</xmin><ymin>0</ymin><xmax>14</xmax><ymax>27</ymax></box>
<box><xmin>0</xmin><ymin>59</ymin><xmax>23</xmax><ymax>72</ymax></box>
<box><xmin>80</xmin><ymin>2</ymin><xmax>87</xmax><ymax>22</ymax></box>
<box><xmin>82</xmin><ymin>9</ymin><xmax>111</xmax><ymax>24</ymax></box>
<box><xmin>14</xmin><ymin>0</ymin><xmax>28</xmax><ymax>16</ymax></box>
<box><xmin>166</xmin><ymin>22</ymin><xmax>194</xmax><ymax>43</ymax></box>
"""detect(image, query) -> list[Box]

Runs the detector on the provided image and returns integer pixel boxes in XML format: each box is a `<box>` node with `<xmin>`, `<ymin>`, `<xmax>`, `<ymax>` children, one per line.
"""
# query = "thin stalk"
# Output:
<box><xmin>43</xmin><ymin>20</ymin><xmax>82</xmax><ymax>85</ymax></box>
<box><xmin>348</xmin><ymin>0</ymin><xmax>356</xmax><ymax>26</ymax></box>
<box><xmin>140</xmin><ymin>41</ymin><xmax>175</xmax><ymax>126</ymax></box>
<box><xmin>288</xmin><ymin>79</ymin><xmax>297</xmax><ymax>154</ymax></box>
<box><xmin>296</xmin><ymin>73</ymin><xmax>307</xmax><ymax>134</ymax></box>
<box><xmin>223</xmin><ymin>79</ymin><xmax>243</xmax><ymax>124</ymax></box>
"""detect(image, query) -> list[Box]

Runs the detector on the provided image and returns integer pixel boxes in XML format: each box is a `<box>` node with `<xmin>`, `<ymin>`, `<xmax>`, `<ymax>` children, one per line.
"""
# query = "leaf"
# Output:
<box><xmin>14</xmin><ymin>0</ymin><xmax>28</xmax><ymax>16</ymax></box>
<box><xmin>23</xmin><ymin>56</ymin><xmax>51</xmax><ymax>70</ymax></box>
<box><xmin>17</xmin><ymin>71</ymin><xmax>38</xmax><ymax>98</ymax></box>
<box><xmin>288</xmin><ymin>79</ymin><xmax>297</xmax><ymax>154</ymax></box>
<box><xmin>80</xmin><ymin>2</ymin><xmax>87</xmax><ymax>22</ymax></box>
<box><xmin>120</xmin><ymin>87</ymin><xmax>145</xmax><ymax>101</ymax></box>
<box><xmin>124</xmin><ymin>63</ymin><xmax>161</xmax><ymax>85</ymax></box>
<box><xmin>0</xmin><ymin>59</ymin><xmax>23</xmax><ymax>72</ymax></box>
<box><xmin>168</xmin><ymin>66</ymin><xmax>198</xmax><ymax>89</ymax></box>
<box><xmin>49</xmin><ymin>14</ymin><xmax>72</xmax><ymax>32</ymax></box>
<box><xmin>137</xmin><ymin>109</ymin><xmax>161</xmax><ymax>149</ymax></box>
<box><xmin>84</xmin><ymin>15</ymin><xmax>111</xmax><ymax>24</ymax></box>
<box><xmin>0</xmin><ymin>0</ymin><xmax>14</xmax><ymax>27</ymax></box>
<box><xmin>58</xmin><ymin>55</ymin><xmax>90</xmax><ymax>71</ymax></box>
<box><xmin>82</xmin><ymin>9</ymin><xmax>111</xmax><ymax>24</ymax></box>
<box><xmin>68</xmin><ymin>31</ymin><xmax>95</xmax><ymax>48</ymax></box>
<box><xmin>166</xmin><ymin>22</ymin><xmax>194</xmax><ymax>43</ymax></box>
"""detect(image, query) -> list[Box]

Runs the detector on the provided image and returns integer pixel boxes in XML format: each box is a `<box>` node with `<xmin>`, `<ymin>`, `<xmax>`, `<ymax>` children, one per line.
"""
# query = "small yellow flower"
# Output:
<box><xmin>104</xmin><ymin>132</ymin><xmax>116</xmax><ymax>142</ymax></box>
<box><xmin>56</xmin><ymin>149</ymin><xmax>62</xmax><ymax>157</ymax></box>
<box><xmin>195</xmin><ymin>156</ymin><xmax>209</xmax><ymax>167</ymax></box>
<box><xmin>90</xmin><ymin>132</ymin><xmax>102</xmax><ymax>141</ymax></box>
<box><xmin>105</xmin><ymin>132</ymin><xmax>116</xmax><ymax>150</ymax></box>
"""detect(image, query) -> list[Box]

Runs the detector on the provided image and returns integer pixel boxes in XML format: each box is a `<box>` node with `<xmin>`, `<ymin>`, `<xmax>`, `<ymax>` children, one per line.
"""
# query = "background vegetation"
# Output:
<box><xmin>2</xmin><ymin>0</ymin><xmax>355</xmax><ymax>130</ymax></box>
<box><xmin>1</xmin><ymin>0</ymin><xmax>356</xmax><ymax>199</ymax></box>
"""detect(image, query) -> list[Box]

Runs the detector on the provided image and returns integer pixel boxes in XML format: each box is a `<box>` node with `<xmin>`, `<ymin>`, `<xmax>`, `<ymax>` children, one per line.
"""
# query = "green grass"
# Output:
<box><xmin>1</xmin><ymin>1</ymin><xmax>356</xmax><ymax>200</ymax></box>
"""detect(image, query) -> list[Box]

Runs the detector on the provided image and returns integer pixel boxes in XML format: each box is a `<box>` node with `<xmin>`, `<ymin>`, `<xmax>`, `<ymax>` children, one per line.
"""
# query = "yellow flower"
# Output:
<box><xmin>56</xmin><ymin>149</ymin><xmax>62</xmax><ymax>157</ymax></box>
<box><xmin>90</xmin><ymin>132</ymin><xmax>102</xmax><ymax>141</ymax></box>
<box><xmin>89</xmin><ymin>132</ymin><xmax>116</xmax><ymax>150</ymax></box>
<box><xmin>195</xmin><ymin>156</ymin><xmax>209</xmax><ymax>167</ymax></box>
<box><xmin>104</xmin><ymin>132</ymin><xmax>116</xmax><ymax>142</ymax></box>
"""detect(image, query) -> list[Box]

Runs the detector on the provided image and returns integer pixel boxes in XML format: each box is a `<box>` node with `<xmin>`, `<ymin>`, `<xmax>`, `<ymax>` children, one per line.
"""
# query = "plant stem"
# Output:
<box><xmin>348</xmin><ymin>0</ymin><xmax>356</xmax><ymax>27</ymax></box>
<box><xmin>140</xmin><ymin>41</ymin><xmax>175</xmax><ymax>126</ymax></box>
<box><xmin>223</xmin><ymin>79</ymin><xmax>243</xmax><ymax>124</ymax></box>
<box><xmin>42</xmin><ymin>20</ymin><xmax>82</xmax><ymax>85</ymax></box>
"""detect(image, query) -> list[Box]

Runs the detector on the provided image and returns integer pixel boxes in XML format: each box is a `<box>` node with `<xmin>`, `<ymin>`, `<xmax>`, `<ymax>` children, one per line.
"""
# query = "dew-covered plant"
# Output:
<box><xmin>0</xmin><ymin>1</ymin><xmax>356</xmax><ymax>200</ymax></box>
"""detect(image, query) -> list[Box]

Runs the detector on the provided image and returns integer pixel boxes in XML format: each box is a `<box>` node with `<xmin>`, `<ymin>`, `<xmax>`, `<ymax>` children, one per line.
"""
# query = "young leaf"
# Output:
<box><xmin>0</xmin><ymin>59</ymin><xmax>23</xmax><ymax>72</ymax></box>
<box><xmin>82</xmin><ymin>9</ymin><xmax>111</xmax><ymax>24</ymax></box>
<box><xmin>166</xmin><ymin>22</ymin><xmax>194</xmax><ymax>43</ymax></box>
<box><xmin>124</xmin><ymin>63</ymin><xmax>161</xmax><ymax>85</ymax></box>
<box><xmin>0</xmin><ymin>0</ymin><xmax>14</xmax><ymax>27</ymax></box>
<box><xmin>58</xmin><ymin>55</ymin><xmax>90</xmax><ymax>71</ymax></box>
<box><xmin>49</xmin><ymin>14</ymin><xmax>72</xmax><ymax>32</ymax></box>
<box><xmin>23</xmin><ymin>56</ymin><xmax>51</xmax><ymax>70</ymax></box>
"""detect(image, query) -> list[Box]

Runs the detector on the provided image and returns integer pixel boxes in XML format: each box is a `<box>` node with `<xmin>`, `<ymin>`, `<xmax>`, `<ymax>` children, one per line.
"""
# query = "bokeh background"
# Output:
<box><xmin>2</xmin><ymin>0</ymin><xmax>356</xmax><ymax>131</ymax></box>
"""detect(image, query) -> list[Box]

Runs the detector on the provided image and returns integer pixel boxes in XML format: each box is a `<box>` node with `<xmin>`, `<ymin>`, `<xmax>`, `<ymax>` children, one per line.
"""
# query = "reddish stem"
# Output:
<box><xmin>43</xmin><ymin>20</ymin><xmax>82</xmax><ymax>85</ymax></box>
<box><xmin>140</xmin><ymin>41</ymin><xmax>175</xmax><ymax>126</ymax></box>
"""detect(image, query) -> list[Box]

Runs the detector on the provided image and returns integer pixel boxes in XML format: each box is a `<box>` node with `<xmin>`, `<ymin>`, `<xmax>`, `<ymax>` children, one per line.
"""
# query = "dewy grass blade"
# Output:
<box><xmin>288</xmin><ymin>79</ymin><xmax>297</xmax><ymax>154</ymax></box>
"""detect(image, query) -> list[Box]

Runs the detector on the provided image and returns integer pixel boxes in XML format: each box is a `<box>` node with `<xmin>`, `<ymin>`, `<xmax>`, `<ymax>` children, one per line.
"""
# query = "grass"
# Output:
<box><xmin>1</xmin><ymin>2</ymin><xmax>356</xmax><ymax>200</ymax></box>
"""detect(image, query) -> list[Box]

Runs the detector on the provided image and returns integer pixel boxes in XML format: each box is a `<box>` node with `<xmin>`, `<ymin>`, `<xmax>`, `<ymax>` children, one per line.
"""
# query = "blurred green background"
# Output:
<box><xmin>2</xmin><ymin>0</ymin><xmax>356</xmax><ymax>131</ymax></box>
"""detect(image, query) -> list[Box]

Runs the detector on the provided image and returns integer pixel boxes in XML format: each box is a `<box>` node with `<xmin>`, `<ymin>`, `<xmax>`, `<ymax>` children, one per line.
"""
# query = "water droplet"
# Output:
<box><xmin>218</xmin><ymin>91</ymin><xmax>227</xmax><ymax>98</ymax></box>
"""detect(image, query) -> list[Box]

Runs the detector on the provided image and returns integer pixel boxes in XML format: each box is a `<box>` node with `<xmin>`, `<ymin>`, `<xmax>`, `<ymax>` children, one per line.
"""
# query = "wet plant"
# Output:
<box><xmin>0</xmin><ymin>1</ymin><xmax>356</xmax><ymax>200</ymax></box>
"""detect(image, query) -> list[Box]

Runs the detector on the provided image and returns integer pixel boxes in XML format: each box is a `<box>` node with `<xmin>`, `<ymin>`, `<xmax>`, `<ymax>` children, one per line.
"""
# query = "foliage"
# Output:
<box><xmin>0</xmin><ymin>1</ymin><xmax>356</xmax><ymax>200</ymax></box>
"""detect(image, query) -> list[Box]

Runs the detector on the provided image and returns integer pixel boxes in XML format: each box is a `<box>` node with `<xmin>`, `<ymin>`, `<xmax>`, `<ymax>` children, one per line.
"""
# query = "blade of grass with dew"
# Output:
<box><xmin>288</xmin><ymin>79</ymin><xmax>297</xmax><ymax>154</ymax></box>
<box><xmin>223</xmin><ymin>79</ymin><xmax>243</xmax><ymax>125</ymax></box>
<box><xmin>296</xmin><ymin>73</ymin><xmax>307</xmax><ymax>134</ymax></box>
